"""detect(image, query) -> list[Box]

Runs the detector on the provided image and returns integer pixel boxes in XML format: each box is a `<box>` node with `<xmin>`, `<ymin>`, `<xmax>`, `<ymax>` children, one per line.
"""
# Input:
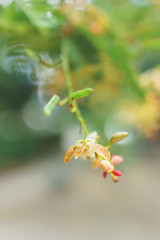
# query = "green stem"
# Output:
<box><xmin>61</xmin><ymin>42</ymin><xmax>73</xmax><ymax>97</ymax></box>
<box><xmin>61</xmin><ymin>41</ymin><xmax>89</xmax><ymax>137</ymax></box>
<box><xmin>106</xmin><ymin>144</ymin><xmax>112</xmax><ymax>150</ymax></box>
<box><xmin>58</xmin><ymin>96</ymin><xmax>69</xmax><ymax>106</ymax></box>
<box><xmin>75</xmin><ymin>103</ymin><xmax>89</xmax><ymax>137</ymax></box>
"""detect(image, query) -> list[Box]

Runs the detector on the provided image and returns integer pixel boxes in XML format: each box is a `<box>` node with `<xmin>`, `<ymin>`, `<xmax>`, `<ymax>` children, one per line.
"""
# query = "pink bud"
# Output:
<box><xmin>111</xmin><ymin>174</ymin><xmax>119</xmax><ymax>183</ymax></box>
<box><xmin>110</xmin><ymin>155</ymin><xmax>123</xmax><ymax>165</ymax></box>
<box><xmin>112</xmin><ymin>177</ymin><xmax>119</xmax><ymax>183</ymax></box>
<box><xmin>103</xmin><ymin>171</ymin><xmax>107</xmax><ymax>179</ymax></box>
<box><xmin>100</xmin><ymin>160</ymin><xmax>112</xmax><ymax>172</ymax></box>
<box><xmin>112</xmin><ymin>170</ymin><xmax>122</xmax><ymax>176</ymax></box>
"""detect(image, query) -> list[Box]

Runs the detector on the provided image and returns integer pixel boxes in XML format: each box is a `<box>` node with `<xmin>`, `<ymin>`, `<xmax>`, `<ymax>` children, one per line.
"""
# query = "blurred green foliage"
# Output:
<box><xmin>0</xmin><ymin>0</ymin><xmax>160</xmax><ymax>161</ymax></box>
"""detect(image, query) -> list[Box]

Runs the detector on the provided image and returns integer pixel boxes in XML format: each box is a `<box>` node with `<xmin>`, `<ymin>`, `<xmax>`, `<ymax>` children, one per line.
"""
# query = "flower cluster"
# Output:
<box><xmin>64</xmin><ymin>131</ymin><xmax>128</xmax><ymax>183</ymax></box>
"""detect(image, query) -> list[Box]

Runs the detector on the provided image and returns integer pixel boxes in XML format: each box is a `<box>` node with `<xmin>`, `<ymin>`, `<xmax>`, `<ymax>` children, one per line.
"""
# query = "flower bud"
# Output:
<box><xmin>109</xmin><ymin>132</ymin><xmax>128</xmax><ymax>145</ymax></box>
<box><xmin>44</xmin><ymin>94</ymin><xmax>60</xmax><ymax>117</ymax></box>
<box><xmin>110</xmin><ymin>155</ymin><xmax>124</xmax><ymax>165</ymax></box>
<box><xmin>111</xmin><ymin>174</ymin><xmax>119</xmax><ymax>183</ymax></box>
<box><xmin>100</xmin><ymin>160</ymin><xmax>112</xmax><ymax>172</ymax></box>
<box><xmin>112</xmin><ymin>170</ymin><xmax>122</xmax><ymax>176</ymax></box>
<box><xmin>103</xmin><ymin>171</ymin><xmax>107</xmax><ymax>179</ymax></box>
<box><xmin>71</xmin><ymin>88</ymin><xmax>93</xmax><ymax>100</ymax></box>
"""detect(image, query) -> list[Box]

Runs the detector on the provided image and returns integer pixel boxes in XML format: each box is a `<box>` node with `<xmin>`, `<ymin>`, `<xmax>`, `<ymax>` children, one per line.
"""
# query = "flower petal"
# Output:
<box><xmin>93</xmin><ymin>143</ymin><xmax>110</xmax><ymax>160</ymax></box>
<box><xmin>85</xmin><ymin>131</ymin><xmax>97</xmax><ymax>143</ymax></box>
<box><xmin>92</xmin><ymin>158</ymin><xmax>101</xmax><ymax>169</ymax></box>
<box><xmin>64</xmin><ymin>145</ymin><xmax>76</xmax><ymax>164</ymax></box>
<box><xmin>100</xmin><ymin>160</ymin><xmax>113</xmax><ymax>172</ymax></box>
<box><xmin>74</xmin><ymin>146</ymin><xmax>85</xmax><ymax>159</ymax></box>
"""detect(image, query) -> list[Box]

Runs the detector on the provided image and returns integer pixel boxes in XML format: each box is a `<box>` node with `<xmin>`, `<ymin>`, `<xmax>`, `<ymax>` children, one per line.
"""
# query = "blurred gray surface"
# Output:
<box><xmin>0</xmin><ymin>147</ymin><xmax>159</xmax><ymax>240</ymax></box>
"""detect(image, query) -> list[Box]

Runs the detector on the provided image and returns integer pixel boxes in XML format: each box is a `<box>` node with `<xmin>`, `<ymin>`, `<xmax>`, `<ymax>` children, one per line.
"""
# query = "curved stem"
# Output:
<box><xmin>75</xmin><ymin>103</ymin><xmax>89</xmax><ymax>137</ymax></box>
<box><xmin>61</xmin><ymin>41</ymin><xmax>89</xmax><ymax>137</ymax></box>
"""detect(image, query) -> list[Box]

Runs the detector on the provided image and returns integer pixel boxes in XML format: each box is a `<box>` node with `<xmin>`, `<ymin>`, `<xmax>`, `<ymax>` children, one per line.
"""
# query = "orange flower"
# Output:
<box><xmin>64</xmin><ymin>131</ymin><xmax>126</xmax><ymax>184</ymax></box>
<box><xmin>64</xmin><ymin>132</ymin><xmax>110</xmax><ymax>164</ymax></box>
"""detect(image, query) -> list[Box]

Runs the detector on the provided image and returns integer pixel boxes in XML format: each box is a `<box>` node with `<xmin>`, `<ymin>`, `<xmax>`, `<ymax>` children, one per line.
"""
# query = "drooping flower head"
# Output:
<box><xmin>64</xmin><ymin>131</ymin><xmax>128</xmax><ymax>183</ymax></box>
<box><xmin>64</xmin><ymin>132</ymin><xmax>110</xmax><ymax>164</ymax></box>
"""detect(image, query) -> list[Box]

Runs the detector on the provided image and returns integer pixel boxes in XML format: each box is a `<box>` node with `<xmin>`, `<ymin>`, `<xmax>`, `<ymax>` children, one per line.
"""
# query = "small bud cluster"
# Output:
<box><xmin>101</xmin><ymin>155</ymin><xmax>123</xmax><ymax>183</ymax></box>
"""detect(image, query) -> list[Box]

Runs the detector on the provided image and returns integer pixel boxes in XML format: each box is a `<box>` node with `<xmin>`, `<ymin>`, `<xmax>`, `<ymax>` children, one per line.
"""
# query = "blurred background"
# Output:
<box><xmin>0</xmin><ymin>0</ymin><xmax>160</xmax><ymax>239</ymax></box>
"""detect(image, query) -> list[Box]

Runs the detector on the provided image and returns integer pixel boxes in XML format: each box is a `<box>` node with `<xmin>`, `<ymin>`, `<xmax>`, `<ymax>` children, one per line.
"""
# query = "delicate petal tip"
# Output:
<box><xmin>103</xmin><ymin>171</ymin><xmax>107</xmax><ymax>179</ymax></box>
<box><xmin>74</xmin><ymin>146</ymin><xmax>85</xmax><ymax>159</ymax></box>
<box><xmin>100</xmin><ymin>160</ymin><xmax>112</xmax><ymax>172</ymax></box>
<box><xmin>92</xmin><ymin>158</ymin><xmax>101</xmax><ymax>169</ymax></box>
<box><xmin>93</xmin><ymin>143</ymin><xmax>110</xmax><ymax>160</ymax></box>
<box><xmin>112</xmin><ymin>170</ymin><xmax>122</xmax><ymax>176</ymax></box>
<box><xmin>110</xmin><ymin>155</ymin><xmax>124</xmax><ymax>165</ymax></box>
<box><xmin>112</xmin><ymin>178</ymin><xmax>119</xmax><ymax>183</ymax></box>
<box><xmin>64</xmin><ymin>145</ymin><xmax>75</xmax><ymax>164</ymax></box>
<box><xmin>86</xmin><ymin>131</ymin><xmax>98</xmax><ymax>143</ymax></box>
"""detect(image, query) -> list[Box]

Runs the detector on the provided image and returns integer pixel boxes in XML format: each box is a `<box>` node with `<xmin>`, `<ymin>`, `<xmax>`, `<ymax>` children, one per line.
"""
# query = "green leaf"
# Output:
<box><xmin>43</xmin><ymin>94</ymin><xmax>60</xmax><ymax>117</ymax></box>
<box><xmin>71</xmin><ymin>88</ymin><xmax>93</xmax><ymax>100</ymax></box>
